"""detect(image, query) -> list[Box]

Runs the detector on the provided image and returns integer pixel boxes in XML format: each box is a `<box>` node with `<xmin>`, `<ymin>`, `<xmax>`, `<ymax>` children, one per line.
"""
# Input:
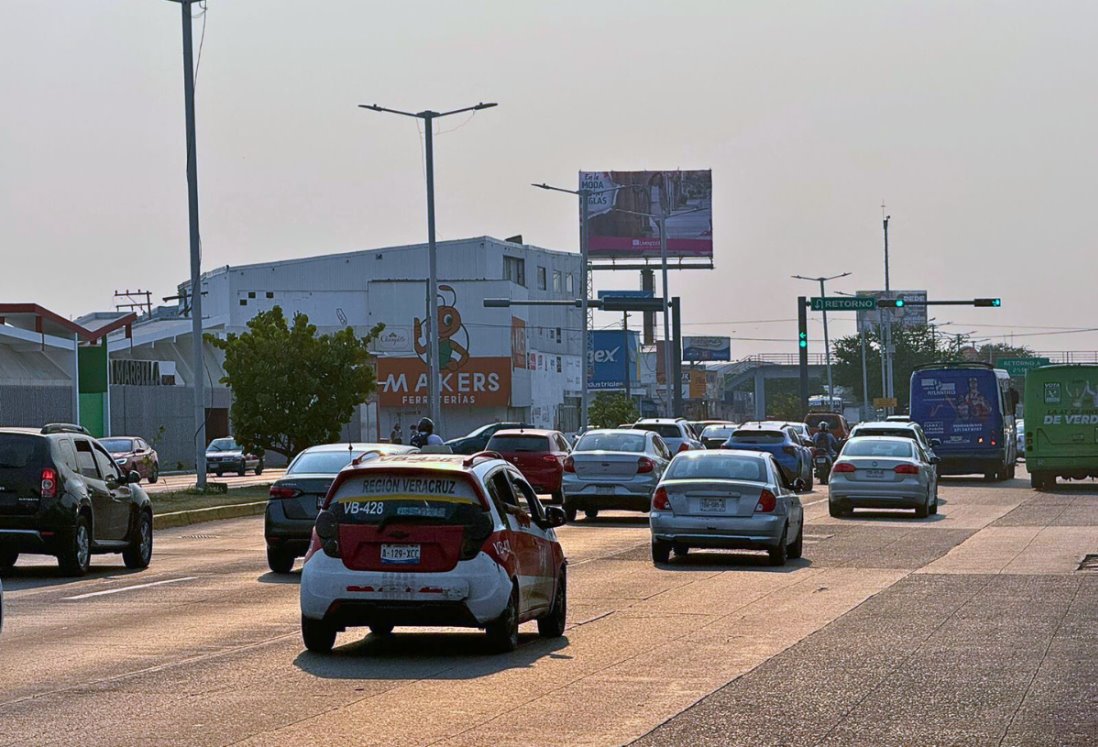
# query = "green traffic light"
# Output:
<box><xmin>895</xmin><ymin>298</ymin><xmax>905</xmax><ymax>308</ymax></box>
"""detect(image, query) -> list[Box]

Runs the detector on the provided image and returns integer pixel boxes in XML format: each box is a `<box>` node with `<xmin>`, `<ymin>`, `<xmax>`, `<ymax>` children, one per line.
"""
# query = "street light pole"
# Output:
<box><xmin>882</xmin><ymin>213</ymin><xmax>895</xmax><ymax>412</ymax></box>
<box><xmin>360</xmin><ymin>102</ymin><xmax>497</xmax><ymax>434</ymax></box>
<box><xmin>792</xmin><ymin>272</ymin><xmax>851</xmax><ymax>410</ymax></box>
<box><xmin>166</xmin><ymin>0</ymin><xmax>207</xmax><ymax>487</ymax></box>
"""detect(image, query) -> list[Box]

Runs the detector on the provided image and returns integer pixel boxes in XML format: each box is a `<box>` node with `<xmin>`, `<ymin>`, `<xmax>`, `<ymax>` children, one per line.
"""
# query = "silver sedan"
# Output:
<box><xmin>562</xmin><ymin>429</ymin><xmax>672</xmax><ymax>521</ymax></box>
<box><xmin>649</xmin><ymin>450</ymin><xmax>805</xmax><ymax>566</ymax></box>
<box><xmin>828</xmin><ymin>436</ymin><xmax>940</xmax><ymax>518</ymax></box>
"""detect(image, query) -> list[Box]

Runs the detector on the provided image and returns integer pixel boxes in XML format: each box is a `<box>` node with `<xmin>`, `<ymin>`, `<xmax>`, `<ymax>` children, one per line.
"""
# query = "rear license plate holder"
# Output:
<box><xmin>865</xmin><ymin>469</ymin><xmax>886</xmax><ymax>480</ymax></box>
<box><xmin>381</xmin><ymin>544</ymin><xmax>421</xmax><ymax>565</ymax></box>
<box><xmin>596</xmin><ymin>485</ymin><xmax>614</xmax><ymax>495</ymax></box>
<box><xmin>700</xmin><ymin>497</ymin><xmax>725</xmax><ymax>512</ymax></box>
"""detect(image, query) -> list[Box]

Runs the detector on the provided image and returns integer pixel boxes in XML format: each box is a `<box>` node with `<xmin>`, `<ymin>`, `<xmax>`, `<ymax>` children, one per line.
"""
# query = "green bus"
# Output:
<box><xmin>1023</xmin><ymin>364</ymin><xmax>1098</xmax><ymax>489</ymax></box>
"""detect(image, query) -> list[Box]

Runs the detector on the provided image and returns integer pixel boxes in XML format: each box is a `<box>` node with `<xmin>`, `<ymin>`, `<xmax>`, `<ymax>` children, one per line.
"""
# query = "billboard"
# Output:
<box><xmin>683</xmin><ymin>336</ymin><xmax>731</xmax><ymax>362</ymax></box>
<box><xmin>856</xmin><ymin>290</ymin><xmax>928</xmax><ymax>333</ymax></box>
<box><xmin>377</xmin><ymin>357</ymin><xmax>512</xmax><ymax>408</ymax></box>
<box><xmin>588</xmin><ymin>330</ymin><xmax>639</xmax><ymax>390</ymax></box>
<box><xmin>580</xmin><ymin>170</ymin><xmax>712</xmax><ymax>259</ymax></box>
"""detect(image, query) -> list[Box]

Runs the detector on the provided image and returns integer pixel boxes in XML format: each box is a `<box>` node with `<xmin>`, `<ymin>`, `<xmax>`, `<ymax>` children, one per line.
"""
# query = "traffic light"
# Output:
<box><xmin>798</xmin><ymin>331</ymin><xmax>808</xmax><ymax>349</ymax></box>
<box><xmin>974</xmin><ymin>298</ymin><xmax>1002</xmax><ymax>307</ymax></box>
<box><xmin>877</xmin><ymin>297</ymin><xmax>906</xmax><ymax>308</ymax></box>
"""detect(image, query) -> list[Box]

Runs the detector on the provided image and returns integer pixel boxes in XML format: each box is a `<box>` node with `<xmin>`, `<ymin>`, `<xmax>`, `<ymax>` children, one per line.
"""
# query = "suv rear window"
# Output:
<box><xmin>729</xmin><ymin>430</ymin><xmax>785</xmax><ymax>444</ymax></box>
<box><xmin>329</xmin><ymin>471</ymin><xmax>486</xmax><ymax>525</ymax></box>
<box><xmin>575</xmin><ymin>432</ymin><xmax>647</xmax><ymax>453</ymax></box>
<box><xmin>632</xmin><ymin>424</ymin><xmax>682</xmax><ymax>438</ymax></box>
<box><xmin>486</xmin><ymin>435</ymin><xmax>551</xmax><ymax>453</ymax></box>
<box><xmin>0</xmin><ymin>435</ymin><xmax>45</xmax><ymax>470</ymax></box>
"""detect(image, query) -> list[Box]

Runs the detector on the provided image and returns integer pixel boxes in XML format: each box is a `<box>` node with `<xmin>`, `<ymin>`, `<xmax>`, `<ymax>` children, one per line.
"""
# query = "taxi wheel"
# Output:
<box><xmin>537</xmin><ymin>569</ymin><xmax>567</xmax><ymax>638</ymax></box>
<box><xmin>486</xmin><ymin>585</ymin><xmax>520</xmax><ymax>653</ymax></box>
<box><xmin>301</xmin><ymin>615</ymin><xmax>337</xmax><ymax>654</ymax></box>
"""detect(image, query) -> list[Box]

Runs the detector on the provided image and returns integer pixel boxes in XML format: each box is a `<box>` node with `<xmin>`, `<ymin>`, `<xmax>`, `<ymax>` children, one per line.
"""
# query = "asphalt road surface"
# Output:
<box><xmin>1</xmin><ymin>468</ymin><xmax>1095</xmax><ymax>746</ymax></box>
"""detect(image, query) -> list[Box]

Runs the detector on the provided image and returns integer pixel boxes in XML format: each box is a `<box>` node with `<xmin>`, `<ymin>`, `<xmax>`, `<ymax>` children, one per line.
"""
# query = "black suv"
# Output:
<box><xmin>0</xmin><ymin>424</ymin><xmax>154</xmax><ymax>577</ymax></box>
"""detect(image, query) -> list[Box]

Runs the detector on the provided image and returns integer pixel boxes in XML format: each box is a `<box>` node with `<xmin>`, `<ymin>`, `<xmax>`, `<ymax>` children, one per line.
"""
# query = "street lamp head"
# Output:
<box><xmin>474</xmin><ymin>102</ymin><xmax>499</xmax><ymax>111</ymax></box>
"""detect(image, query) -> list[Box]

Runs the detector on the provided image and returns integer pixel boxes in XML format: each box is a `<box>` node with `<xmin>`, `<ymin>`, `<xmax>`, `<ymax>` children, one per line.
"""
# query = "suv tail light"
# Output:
<box><xmin>563</xmin><ymin>456</ymin><xmax>575</xmax><ymax>473</ymax></box>
<box><xmin>269</xmin><ymin>485</ymin><xmax>301</xmax><ymax>500</ymax></box>
<box><xmin>755</xmin><ymin>489</ymin><xmax>777</xmax><ymax>512</ymax></box>
<box><xmin>677</xmin><ymin>442</ymin><xmax>690</xmax><ymax>453</ymax></box>
<box><xmin>894</xmin><ymin>464</ymin><xmax>920</xmax><ymax>475</ymax></box>
<box><xmin>652</xmin><ymin>487</ymin><xmax>671</xmax><ymax>511</ymax></box>
<box><xmin>543</xmin><ymin>454</ymin><xmax>560</xmax><ymax>463</ymax></box>
<box><xmin>41</xmin><ymin>468</ymin><xmax>58</xmax><ymax>499</ymax></box>
<box><xmin>783</xmin><ymin>446</ymin><xmax>797</xmax><ymax>456</ymax></box>
<box><xmin>833</xmin><ymin>462</ymin><xmax>856</xmax><ymax>473</ymax></box>
<box><xmin>637</xmin><ymin>457</ymin><xmax>655</xmax><ymax>474</ymax></box>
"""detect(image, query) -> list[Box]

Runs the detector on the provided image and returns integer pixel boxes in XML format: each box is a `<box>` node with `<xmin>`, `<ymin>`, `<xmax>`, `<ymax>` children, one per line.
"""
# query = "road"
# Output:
<box><xmin>1</xmin><ymin>469</ymin><xmax>1095</xmax><ymax>746</ymax></box>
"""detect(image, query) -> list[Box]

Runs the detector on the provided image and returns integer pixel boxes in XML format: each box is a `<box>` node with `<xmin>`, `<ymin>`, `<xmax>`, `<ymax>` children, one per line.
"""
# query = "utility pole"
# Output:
<box><xmin>882</xmin><ymin>212</ymin><xmax>895</xmax><ymax>413</ymax></box>
<box><xmin>361</xmin><ymin>101</ymin><xmax>497</xmax><ymax>435</ymax></box>
<box><xmin>165</xmin><ymin>0</ymin><xmax>207</xmax><ymax>487</ymax></box>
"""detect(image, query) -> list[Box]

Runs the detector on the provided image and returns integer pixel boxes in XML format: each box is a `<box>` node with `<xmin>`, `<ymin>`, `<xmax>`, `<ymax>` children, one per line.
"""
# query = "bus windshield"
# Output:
<box><xmin>910</xmin><ymin>367</ymin><xmax>1003</xmax><ymax>450</ymax></box>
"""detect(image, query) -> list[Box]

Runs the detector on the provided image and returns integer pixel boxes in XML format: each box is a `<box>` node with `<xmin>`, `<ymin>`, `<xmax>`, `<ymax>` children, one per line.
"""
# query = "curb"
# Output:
<box><xmin>153</xmin><ymin>501</ymin><xmax>268</xmax><ymax>530</ymax></box>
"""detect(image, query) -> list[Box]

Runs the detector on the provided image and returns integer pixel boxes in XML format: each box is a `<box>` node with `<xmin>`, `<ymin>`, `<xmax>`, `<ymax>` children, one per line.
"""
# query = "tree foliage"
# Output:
<box><xmin>832</xmin><ymin>325</ymin><xmax>1033</xmax><ymax>410</ymax></box>
<box><xmin>209</xmin><ymin>307</ymin><xmax>384</xmax><ymax>459</ymax></box>
<box><xmin>588</xmin><ymin>392</ymin><xmax>638</xmax><ymax>429</ymax></box>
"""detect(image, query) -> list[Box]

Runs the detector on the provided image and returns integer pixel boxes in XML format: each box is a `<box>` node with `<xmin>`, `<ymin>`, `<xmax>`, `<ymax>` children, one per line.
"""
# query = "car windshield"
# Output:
<box><xmin>288</xmin><ymin>451</ymin><xmax>366</xmax><ymax>475</ymax></box>
<box><xmin>843</xmin><ymin>440</ymin><xmax>914</xmax><ymax>458</ymax></box>
<box><xmin>208</xmin><ymin>439</ymin><xmax>238</xmax><ymax>451</ymax></box>
<box><xmin>666</xmin><ymin>454</ymin><xmax>766</xmax><ymax>482</ymax></box>
<box><xmin>632</xmin><ymin>423</ymin><xmax>682</xmax><ymax>438</ymax></box>
<box><xmin>575</xmin><ymin>432</ymin><xmax>647</xmax><ymax>453</ymax></box>
<box><xmin>729</xmin><ymin>430</ymin><xmax>785</xmax><ymax>444</ymax></box>
<box><xmin>486</xmin><ymin>435</ymin><xmax>551</xmax><ymax>453</ymax></box>
<box><xmin>328</xmin><ymin>471</ymin><xmax>485</xmax><ymax>526</ymax></box>
<box><xmin>100</xmin><ymin>438</ymin><xmax>134</xmax><ymax>453</ymax></box>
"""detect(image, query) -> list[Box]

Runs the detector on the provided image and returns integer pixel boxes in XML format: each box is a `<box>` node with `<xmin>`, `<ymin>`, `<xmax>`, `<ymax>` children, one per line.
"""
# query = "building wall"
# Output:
<box><xmin>0</xmin><ymin>385</ymin><xmax>72</xmax><ymax>426</ymax></box>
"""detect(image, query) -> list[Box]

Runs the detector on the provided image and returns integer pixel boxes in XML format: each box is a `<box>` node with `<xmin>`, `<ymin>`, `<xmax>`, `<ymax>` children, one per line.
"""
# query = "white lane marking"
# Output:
<box><xmin>803</xmin><ymin>498</ymin><xmax>827</xmax><ymax>507</ymax></box>
<box><xmin>64</xmin><ymin>576</ymin><xmax>198</xmax><ymax>601</ymax></box>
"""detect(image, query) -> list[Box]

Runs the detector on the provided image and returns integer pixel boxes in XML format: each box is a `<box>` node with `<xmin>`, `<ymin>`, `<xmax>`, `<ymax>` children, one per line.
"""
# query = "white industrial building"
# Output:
<box><xmin>108</xmin><ymin>236</ymin><xmax>585</xmax><ymax>448</ymax></box>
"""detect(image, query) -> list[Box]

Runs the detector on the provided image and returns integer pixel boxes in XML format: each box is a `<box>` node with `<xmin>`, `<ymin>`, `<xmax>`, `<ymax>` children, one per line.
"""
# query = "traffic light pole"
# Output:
<box><xmin>797</xmin><ymin>296</ymin><xmax>809</xmax><ymax>412</ymax></box>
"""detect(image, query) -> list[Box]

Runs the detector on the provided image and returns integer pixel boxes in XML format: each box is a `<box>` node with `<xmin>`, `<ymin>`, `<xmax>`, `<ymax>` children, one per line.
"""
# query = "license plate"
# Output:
<box><xmin>865</xmin><ymin>469</ymin><xmax>886</xmax><ymax>480</ymax></box>
<box><xmin>700</xmin><ymin>497</ymin><xmax>725</xmax><ymax>512</ymax></box>
<box><xmin>596</xmin><ymin>485</ymin><xmax>614</xmax><ymax>494</ymax></box>
<box><xmin>815</xmin><ymin>457</ymin><xmax>829</xmax><ymax>464</ymax></box>
<box><xmin>381</xmin><ymin>544</ymin><xmax>421</xmax><ymax>565</ymax></box>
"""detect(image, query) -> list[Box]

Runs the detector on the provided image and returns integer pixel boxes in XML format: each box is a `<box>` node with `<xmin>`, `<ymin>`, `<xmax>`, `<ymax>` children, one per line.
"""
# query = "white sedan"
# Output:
<box><xmin>828</xmin><ymin>436</ymin><xmax>940</xmax><ymax>518</ymax></box>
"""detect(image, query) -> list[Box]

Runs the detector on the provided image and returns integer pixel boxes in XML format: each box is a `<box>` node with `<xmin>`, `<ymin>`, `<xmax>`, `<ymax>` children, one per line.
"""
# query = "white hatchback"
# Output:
<box><xmin>300</xmin><ymin>452</ymin><xmax>568</xmax><ymax>653</ymax></box>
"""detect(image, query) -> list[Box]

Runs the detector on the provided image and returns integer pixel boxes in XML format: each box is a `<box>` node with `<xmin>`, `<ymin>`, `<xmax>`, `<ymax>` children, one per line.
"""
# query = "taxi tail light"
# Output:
<box><xmin>652</xmin><ymin>487</ymin><xmax>671</xmax><ymax>511</ymax></box>
<box><xmin>303</xmin><ymin>529</ymin><xmax>323</xmax><ymax>562</ymax></box>
<box><xmin>40</xmin><ymin>468</ymin><xmax>58</xmax><ymax>499</ymax></box>
<box><xmin>894</xmin><ymin>464</ymin><xmax>920</xmax><ymax>475</ymax></box>
<box><xmin>314</xmin><ymin>509</ymin><xmax>340</xmax><ymax>558</ymax></box>
<box><xmin>563</xmin><ymin>456</ymin><xmax>575</xmax><ymax>473</ymax></box>
<box><xmin>268</xmin><ymin>485</ymin><xmax>301</xmax><ymax>501</ymax></box>
<box><xmin>677</xmin><ymin>442</ymin><xmax>690</xmax><ymax>453</ymax></box>
<box><xmin>832</xmin><ymin>462</ymin><xmax>856</xmax><ymax>473</ymax></box>
<box><xmin>755</xmin><ymin>490</ymin><xmax>777</xmax><ymax>513</ymax></box>
<box><xmin>636</xmin><ymin>457</ymin><xmax>655</xmax><ymax>474</ymax></box>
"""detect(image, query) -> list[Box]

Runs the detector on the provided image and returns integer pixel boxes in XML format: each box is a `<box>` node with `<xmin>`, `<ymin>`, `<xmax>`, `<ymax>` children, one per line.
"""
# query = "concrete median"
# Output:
<box><xmin>153</xmin><ymin>501</ymin><xmax>268</xmax><ymax>530</ymax></box>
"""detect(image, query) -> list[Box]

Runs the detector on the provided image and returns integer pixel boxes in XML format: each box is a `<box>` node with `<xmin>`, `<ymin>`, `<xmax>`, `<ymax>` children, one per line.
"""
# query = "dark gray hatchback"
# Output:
<box><xmin>264</xmin><ymin>442</ymin><xmax>417</xmax><ymax>573</ymax></box>
<box><xmin>0</xmin><ymin>425</ymin><xmax>153</xmax><ymax>576</ymax></box>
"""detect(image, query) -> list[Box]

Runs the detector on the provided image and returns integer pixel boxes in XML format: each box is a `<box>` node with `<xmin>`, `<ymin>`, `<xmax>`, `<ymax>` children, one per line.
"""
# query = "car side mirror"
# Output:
<box><xmin>128</xmin><ymin>470</ymin><xmax>142</xmax><ymax>484</ymax></box>
<box><xmin>929</xmin><ymin>456</ymin><xmax>941</xmax><ymax>465</ymax></box>
<box><xmin>545</xmin><ymin>506</ymin><xmax>567</xmax><ymax>528</ymax></box>
<box><xmin>930</xmin><ymin>439</ymin><xmax>942</xmax><ymax>448</ymax></box>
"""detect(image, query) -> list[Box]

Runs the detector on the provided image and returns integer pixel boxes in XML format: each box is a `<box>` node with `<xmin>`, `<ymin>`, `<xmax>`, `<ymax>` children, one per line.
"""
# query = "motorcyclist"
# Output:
<box><xmin>812</xmin><ymin>421</ymin><xmax>839</xmax><ymax>458</ymax></box>
<box><xmin>409</xmin><ymin>417</ymin><xmax>444</xmax><ymax>448</ymax></box>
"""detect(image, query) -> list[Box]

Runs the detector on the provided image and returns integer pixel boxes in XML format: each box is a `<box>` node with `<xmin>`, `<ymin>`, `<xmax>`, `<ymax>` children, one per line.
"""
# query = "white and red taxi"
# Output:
<box><xmin>300</xmin><ymin>451</ymin><xmax>568</xmax><ymax>653</ymax></box>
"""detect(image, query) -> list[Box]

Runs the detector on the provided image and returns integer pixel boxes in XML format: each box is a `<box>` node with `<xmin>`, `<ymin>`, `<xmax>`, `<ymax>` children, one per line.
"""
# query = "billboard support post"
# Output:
<box><xmin>659</xmin><ymin>209</ymin><xmax>674</xmax><ymax>418</ymax></box>
<box><xmin>580</xmin><ymin>186</ymin><xmax>590</xmax><ymax>430</ymax></box>
<box><xmin>623</xmin><ymin>312</ymin><xmax>631</xmax><ymax>401</ymax></box>
<box><xmin>671</xmin><ymin>296</ymin><xmax>682</xmax><ymax>418</ymax></box>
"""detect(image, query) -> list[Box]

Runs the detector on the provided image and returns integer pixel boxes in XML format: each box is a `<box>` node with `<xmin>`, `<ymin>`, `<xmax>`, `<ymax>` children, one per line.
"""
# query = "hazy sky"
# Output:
<box><xmin>3</xmin><ymin>1</ymin><xmax>1096</xmax><ymax>356</ymax></box>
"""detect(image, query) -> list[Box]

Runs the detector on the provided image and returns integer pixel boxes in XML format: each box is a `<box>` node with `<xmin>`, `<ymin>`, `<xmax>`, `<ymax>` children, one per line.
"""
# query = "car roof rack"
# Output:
<box><xmin>41</xmin><ymin>423</ymin><xmax>90</xmax><ymax>436</ymax></box>
<box><xmin>464</xmin><ymin>450</ymin><xmax>504</xmax><ymax>468</ymax></box>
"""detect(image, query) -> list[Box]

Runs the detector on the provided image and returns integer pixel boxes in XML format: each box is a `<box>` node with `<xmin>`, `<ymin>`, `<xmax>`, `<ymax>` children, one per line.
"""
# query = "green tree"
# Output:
<box><xmin>588</xmin><ymin>392</ymin><xmax>638</xmax><ymax>429</ymax></box>
<box><xmin>209</xmin><ymin>307</ymin><xmax>384</xmax><ymax>459</ymax></box>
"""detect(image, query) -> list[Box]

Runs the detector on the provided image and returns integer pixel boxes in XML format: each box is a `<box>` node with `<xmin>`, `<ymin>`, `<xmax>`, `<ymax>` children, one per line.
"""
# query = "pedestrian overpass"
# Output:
<box><xmin>719</xmin><ymin>354</ymin><xmax>828</xmax><ymax>420</ymax></box>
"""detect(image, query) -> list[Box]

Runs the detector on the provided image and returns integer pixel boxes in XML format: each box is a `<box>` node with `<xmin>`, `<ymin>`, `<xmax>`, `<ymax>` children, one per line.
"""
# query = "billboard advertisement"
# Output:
<box><xmin>856</xmin><ymin>290</ymin><xmax>928</xmax><ymax>333</ymax></box>
<box><xmin>580</xmin><ymin>170</ymin><xmax>712</xmax><ymax>259</ymax></box>
<box><xmin>911</xmin><ymin>368</ymin><xmax>1001</xmax><ymax>449</ymax></box>
<box><xmin>683</xmin><ymin>336</ymin><xmax>731</xmax><ymax>362</ymax></box>
<box><xmin>588</xmin><ymin>330</ymin><xmax>639</xmax><ymax>390</ymax></box>
<box><xmin>377</xmin><ymin>357</ymin><xmax>512</xmax><ymax>408</ymax></box>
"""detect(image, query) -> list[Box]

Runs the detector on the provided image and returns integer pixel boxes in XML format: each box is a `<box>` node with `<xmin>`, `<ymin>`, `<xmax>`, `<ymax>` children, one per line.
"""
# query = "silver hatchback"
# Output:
<box><xmin>562</xmin><ymin>429</ymin><xmax>672</xmax><ymax>521</ymax></box>
<box><xmin>828</xmin><ymin>436</ymin><xmax>939</xmax><ymax>518</ymax></box>
<box><xmin>649</xmin><ymin>450</ymin><xmax>805</xmax><ymax>566</ymax></box>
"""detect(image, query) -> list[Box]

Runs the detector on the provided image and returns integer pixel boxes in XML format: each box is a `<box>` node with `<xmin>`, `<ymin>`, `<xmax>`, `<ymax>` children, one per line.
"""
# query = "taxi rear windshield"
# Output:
<box><xmin>329</xmin><ymin>471</ymin><xmax>486</xmax><ymax>525</ymax></box>
<box><xmin>486</xmin><ymin>435</ymin><xmax>551</xmax><ymax>453</ymax></box>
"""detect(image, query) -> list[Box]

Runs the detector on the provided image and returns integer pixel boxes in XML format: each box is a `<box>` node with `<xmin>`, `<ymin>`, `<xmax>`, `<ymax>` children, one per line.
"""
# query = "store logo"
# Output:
<box><xmin>414</xmin><ymin>284</ymin><xmax>470</xmax><ymax>372</ymax></box>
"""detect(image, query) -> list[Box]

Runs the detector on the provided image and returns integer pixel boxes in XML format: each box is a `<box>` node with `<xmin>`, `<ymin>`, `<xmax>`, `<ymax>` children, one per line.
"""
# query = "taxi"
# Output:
<box><xmin>299</xmin><ymin>451</ymin><xmax>568</xmax><ymax>653</ymax></box>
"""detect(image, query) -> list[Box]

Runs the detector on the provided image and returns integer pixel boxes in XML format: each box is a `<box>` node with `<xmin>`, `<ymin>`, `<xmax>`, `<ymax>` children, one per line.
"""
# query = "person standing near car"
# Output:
<box><xmin>410</xmin><ymin>418</ymin><xmax>444</xmax><ymax>448</ymax></box>
<box><xmin>389</xmin><ymin>423</ymin><xmax>403</xmax><ymax>445</ymax></box>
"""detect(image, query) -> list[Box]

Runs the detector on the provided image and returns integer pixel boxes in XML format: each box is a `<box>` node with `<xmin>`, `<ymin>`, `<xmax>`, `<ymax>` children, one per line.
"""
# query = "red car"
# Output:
<box><xmin>485</xmin><ymin>429</ymin><xmax>571</xmax><ymax>504</ymax></box>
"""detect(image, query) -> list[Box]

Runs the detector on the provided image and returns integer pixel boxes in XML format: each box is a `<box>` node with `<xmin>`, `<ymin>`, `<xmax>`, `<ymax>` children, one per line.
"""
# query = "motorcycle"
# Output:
<box><xmin>812</xmin><ymin>447</ymin><xmax>833</xmax><ymax>485</ymax></box>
